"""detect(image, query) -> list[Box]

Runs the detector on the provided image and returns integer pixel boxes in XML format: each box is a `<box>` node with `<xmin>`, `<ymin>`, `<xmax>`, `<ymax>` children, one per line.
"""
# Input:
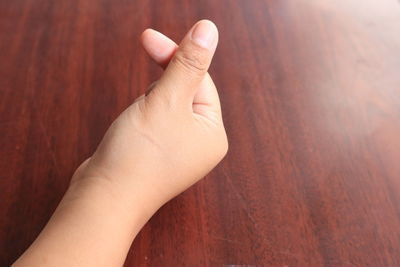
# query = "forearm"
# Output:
<box><xmin>13</xmin><ymin>175</ymin><xmax>154</xmax><ymax>267</ymax></box>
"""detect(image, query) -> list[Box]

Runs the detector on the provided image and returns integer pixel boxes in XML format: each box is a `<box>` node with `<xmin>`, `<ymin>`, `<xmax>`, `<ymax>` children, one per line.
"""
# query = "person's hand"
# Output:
<box><xmin>14</xmin><ymin>19</ymin><xmax>227</xmax><ymax>267</ymax></box>
<box><xmin>13</xmin><ymin>20</ymin><xmax>227</xmax><ymax>267</ymax></box>
<box><xmin>72</xmin><ymin>20</ymin><xmax>228</xmax><ymax>213</ymax></box>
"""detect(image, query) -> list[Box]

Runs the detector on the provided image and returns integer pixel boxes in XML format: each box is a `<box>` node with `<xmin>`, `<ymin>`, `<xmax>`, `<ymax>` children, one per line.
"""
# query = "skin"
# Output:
<box><xmin>13</xmin><ymin>20</ymin><xmax>228</xmax><ymax>267</ymax></box>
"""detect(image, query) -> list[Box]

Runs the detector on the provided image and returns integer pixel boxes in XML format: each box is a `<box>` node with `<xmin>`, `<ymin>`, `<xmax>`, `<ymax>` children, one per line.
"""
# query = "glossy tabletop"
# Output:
<box><xmin>1</xmin><ymin>0</ymin><xmax>400</xmax><ymax>266</ymax></box>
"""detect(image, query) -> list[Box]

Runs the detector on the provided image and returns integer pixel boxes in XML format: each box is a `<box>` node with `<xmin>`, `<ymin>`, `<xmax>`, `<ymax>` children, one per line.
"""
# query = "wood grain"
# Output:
<box><xmin>1</xmin><ymin>0</ymin><xmax>400</xmax><ymax>266</ymax></box>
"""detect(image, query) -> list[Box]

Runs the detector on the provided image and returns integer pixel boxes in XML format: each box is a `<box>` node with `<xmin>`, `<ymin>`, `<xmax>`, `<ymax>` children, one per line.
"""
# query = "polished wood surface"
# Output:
<box><xmin>1</xmin><ymin>0</ymin><xmax>400</xmax><ymax>266</ymax></box>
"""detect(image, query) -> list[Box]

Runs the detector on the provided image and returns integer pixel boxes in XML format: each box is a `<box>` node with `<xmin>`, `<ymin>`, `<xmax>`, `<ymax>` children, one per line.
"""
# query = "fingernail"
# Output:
<box><xmin>191</xmin><ymin>20</ymin><xmax>217</xmax><ymax>49</ymax></box>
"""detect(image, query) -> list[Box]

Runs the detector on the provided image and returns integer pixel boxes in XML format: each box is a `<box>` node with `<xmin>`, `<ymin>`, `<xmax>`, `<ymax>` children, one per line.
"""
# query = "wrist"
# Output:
<box><xmin>69</xmin><ymin>166</ymin><xmax>161</xmax><ymax>230</ymax></box>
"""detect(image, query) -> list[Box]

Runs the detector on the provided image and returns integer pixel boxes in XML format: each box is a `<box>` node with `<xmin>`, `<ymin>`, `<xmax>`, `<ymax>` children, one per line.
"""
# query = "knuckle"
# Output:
<box><xmin>215</xmin><ymin>130</ymin><xmax>229</xmax><ymax>162</ymax></box>
<box><xmin>172</xmin><ymin>49</ymin><xmax>208</xmax><ymax>75</ymax></box>
<box><xmin>220</xmin><ymin>133</ymin><xmax>229</xmax><ymax>158</ymax></box>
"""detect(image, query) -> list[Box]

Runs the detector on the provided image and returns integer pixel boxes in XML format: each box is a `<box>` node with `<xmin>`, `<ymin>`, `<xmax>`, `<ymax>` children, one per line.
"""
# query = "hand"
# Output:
<box><xmin>74</xmin><ymin>20</ymin><xmax>228</xmax><ymax>212</ymax></box>
<box><xmin>14</xmin><ymin>20</ymin><xmax>228</xmax><ymax>267</ymax></box>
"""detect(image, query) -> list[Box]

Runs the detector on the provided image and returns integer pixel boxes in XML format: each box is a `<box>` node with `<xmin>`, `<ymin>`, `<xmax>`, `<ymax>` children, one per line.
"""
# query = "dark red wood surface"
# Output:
<box><xmin>1</xmin><ymin>0</ymin><xmax>400</xmax><ymax>266</ymax></box>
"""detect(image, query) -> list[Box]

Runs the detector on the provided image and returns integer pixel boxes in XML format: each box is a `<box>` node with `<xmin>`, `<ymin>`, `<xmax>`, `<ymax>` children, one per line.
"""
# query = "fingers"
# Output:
<box><xmin>155</xmin><ymin>20</ymin><xmax>219</xmax><ymax>103</ymax></box>
<box><xmin>141</xmin><ymin>29</ymin><xmax>177</xmax><ymax>69</ymax></box>
<box><xmin>140</xmin><ymin>21</ymin><xmax>221</xmax><ymax>117</ymax></box>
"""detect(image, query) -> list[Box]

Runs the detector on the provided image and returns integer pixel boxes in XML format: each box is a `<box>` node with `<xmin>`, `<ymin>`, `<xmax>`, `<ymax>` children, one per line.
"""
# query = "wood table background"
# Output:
<box><xmin>1</xmin><ymin>0</ymin><xmax>400</xmax><ymax>266</ymax></box>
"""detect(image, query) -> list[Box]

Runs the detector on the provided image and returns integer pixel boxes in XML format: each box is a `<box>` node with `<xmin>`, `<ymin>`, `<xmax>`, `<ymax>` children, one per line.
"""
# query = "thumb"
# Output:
<box><xmin>155</xmin><ymin>20</ymin><xmax>218</xmax><ymax>104</ymax></box>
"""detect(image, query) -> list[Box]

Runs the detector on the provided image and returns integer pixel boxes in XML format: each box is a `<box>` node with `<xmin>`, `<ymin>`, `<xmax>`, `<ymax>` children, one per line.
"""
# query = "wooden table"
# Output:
<box><xmin>1</xmin><ymin>0</ymin><xmax>400</xmax><ymax>265</ymax></box>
